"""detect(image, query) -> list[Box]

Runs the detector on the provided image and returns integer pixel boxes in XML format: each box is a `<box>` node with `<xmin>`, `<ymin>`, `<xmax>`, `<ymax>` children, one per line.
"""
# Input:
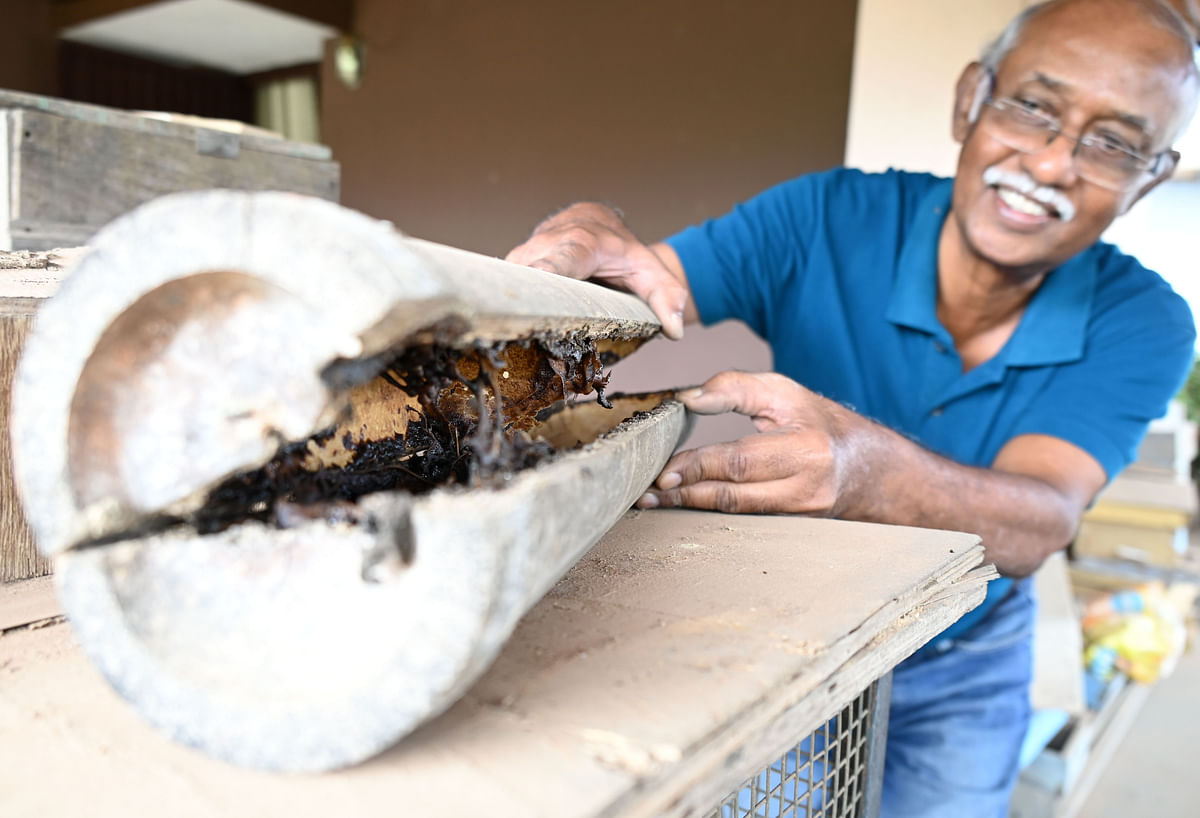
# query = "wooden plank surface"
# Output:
<box><xmin>0</xmin><ymin>89</ymin><xmax>332</xmax><ymax>160</ymax></box>
<box><xmin>0</xmin><ymin>251</ymin><xmax>68</xmax><ymax>580</ymax></box>
<box><xmin>0</xmin><ymin>511</ymin><xmax>987</xmax><ymax>818</ymax></box>
<box><xmin>3</xmin><ymin>107</ymin><xmax>339</xmax><ymax>250</ymax></box>
<box><xmin>0</xmin><ymin>575</ymin><xmax>60</xmax><ymax>630</ymax></box>
<box><xmin>0</xmin><ymin>248</ymin><xmax>78</xmax><ymax>298</ymax></box>
<box><xmin>0</xmin><ymin>311</ymin><xmax>43</xmax><ymax>582</ymax></box>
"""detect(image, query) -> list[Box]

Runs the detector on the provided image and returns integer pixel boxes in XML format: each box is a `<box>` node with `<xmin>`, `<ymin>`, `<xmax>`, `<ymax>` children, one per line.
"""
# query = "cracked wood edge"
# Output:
<box><xmin>605</xmin><ymin>543</ymin><xmax>989</xmax><ymax>818</ymax></box>
<box><xmin>2</xmin><ymin>252</ymin><xmax>76</xmax><ymax>579</ymax></box>
<box><xmin>0</xmin><ymin>575</ymin><xmax>61</xmax><ymax>631</ymax></box>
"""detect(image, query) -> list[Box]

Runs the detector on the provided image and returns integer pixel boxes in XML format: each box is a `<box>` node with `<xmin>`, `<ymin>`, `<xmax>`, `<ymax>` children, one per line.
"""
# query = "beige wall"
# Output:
<box><xmin>322</xmin><ymin>0</ymin><xmax>859</xmax><ymax>446</ymax></box>
<box><xmin>844</xmin><ymin>0</ymin><xmax>1032</xmax><ymax>176</ymax></box>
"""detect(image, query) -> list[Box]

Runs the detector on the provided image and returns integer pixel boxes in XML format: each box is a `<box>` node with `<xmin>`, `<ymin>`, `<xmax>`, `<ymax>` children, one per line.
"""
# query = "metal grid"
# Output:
<box><xmin>710</xmin><ymin>679</ymin><xmax>886</xmax><ymax>818</ymax></box>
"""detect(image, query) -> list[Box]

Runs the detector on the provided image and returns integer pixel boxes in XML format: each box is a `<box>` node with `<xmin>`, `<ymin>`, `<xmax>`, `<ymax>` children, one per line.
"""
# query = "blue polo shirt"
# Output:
<box><xmin>667</xmin><ymin>167</ymin><xmax>1195</xmax><ymax>641</ymax></box>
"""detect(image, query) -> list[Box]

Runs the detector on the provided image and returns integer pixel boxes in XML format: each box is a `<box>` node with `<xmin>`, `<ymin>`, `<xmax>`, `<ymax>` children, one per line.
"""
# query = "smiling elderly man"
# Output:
<box><xmin>507</xmin><ymin>0</ymin><xmax>1200</xmax><ymax>814</ymax></box>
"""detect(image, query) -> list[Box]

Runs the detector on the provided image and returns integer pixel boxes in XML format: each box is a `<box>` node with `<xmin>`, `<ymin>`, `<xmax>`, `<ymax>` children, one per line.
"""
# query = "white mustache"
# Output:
<box><xmin>982</xmin><ymin>166</ymin><xmax>1077</xmax><ymax>223</ymax></box>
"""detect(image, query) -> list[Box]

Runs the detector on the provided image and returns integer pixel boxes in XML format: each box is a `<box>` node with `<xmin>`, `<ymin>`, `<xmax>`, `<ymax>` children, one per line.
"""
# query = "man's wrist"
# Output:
<box><xmin>828</xmin><ymin>403</ymin><xmax>894</xmax><ymax>520</ymax></box>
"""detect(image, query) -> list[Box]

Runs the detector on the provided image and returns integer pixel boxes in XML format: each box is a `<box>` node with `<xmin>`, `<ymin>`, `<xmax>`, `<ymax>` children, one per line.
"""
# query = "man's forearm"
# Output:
<box><xmin>650</xmin><ymin>374</ymin><xmax>1103</xmax><ymax>577</ymax></box>
<box><xmin>838</xmin><ymin>413</ymin><xmax>1083</xmax><ymax>578</ymax></box>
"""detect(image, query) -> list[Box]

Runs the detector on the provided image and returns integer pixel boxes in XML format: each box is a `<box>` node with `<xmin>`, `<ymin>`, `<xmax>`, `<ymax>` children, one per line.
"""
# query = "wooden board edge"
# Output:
<box><xmin>0</xmin><ymin>574</ymin><xmax>61</xmax><ymax>630</ymax></box>
<box><xmin>1</xmin><ymin>110</ymin><xmax>10</xmax><ymax>251</ymax></box>
<box><xmin>0</xmin><ymin>92</ymin><xmax>333</xmax><ymax>161</ymax></box>
<box><xmin>606</xmin><ymin>552</ymin><xmax>990</xmax><ymax>818</ymax></box>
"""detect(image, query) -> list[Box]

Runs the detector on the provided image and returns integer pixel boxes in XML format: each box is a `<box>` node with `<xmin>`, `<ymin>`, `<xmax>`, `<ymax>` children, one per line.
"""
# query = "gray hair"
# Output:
<box><xmin>980</xmin><ymin>3</ymin><xmax>1048</xmax><ymax>74</ymax></box>
<box><xmin>981</xmin><ymin>0</ymin><xmax>1198</xmax><ymax>73</ymax></box>
<box><xmin>980</xmin><ymin>0</ymin><xmax>1200</xmax><ymax>142</ymax></box>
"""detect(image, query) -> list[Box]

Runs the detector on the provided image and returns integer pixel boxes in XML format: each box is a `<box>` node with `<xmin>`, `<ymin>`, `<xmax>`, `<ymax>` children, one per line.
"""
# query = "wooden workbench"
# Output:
<box><xmin>0</xmin><ymin>509</ymin><xmax>989</xmax><ymax>818</ymax></box>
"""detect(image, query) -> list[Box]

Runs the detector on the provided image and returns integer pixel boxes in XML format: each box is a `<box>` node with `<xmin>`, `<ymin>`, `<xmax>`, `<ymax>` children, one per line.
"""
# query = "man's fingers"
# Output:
<box><xmin>504</xmin><ymin>246</ymin><xmax>565</xmax><ymax>276</ymax></box>
<box><xmin>528</xmin><ymin>259</ymin><xmax>562</xmax><ymax>275</ymax></box>
<box><xmin>641</xmin><ymin>375</ymin><xmax>843</xmax><ymax>516</ymax></box>
<box><xmin>504</xmin><ymin>217</ymin><xmax>609</xmax><ymax>278</ymax></box>
<box><xmin>506</xmin><ymin>211</ymin><xmax>695</xmax><ymax>341</ymax></box>
<box><xmin>503</xmin><ymin>239</ymin><xmax>548</xmax><ymax>268</ymax></box>
<box><xmin>620</xmin><ymin>243</ymin><xmax>689</xmax><ymax>340</ymax></box>
<box><xmin>641</xmin><ymin>278</ymin><xmax>688</xmax><ymax>340</ymax></box>
<box><xmin>511</xmin><ymin>241</ymin><xmax>688</xmax><ymax>339</ymax></box>
<box><xmin>656</xmin><ymin>438</ymin><xmax>801</xmax><ymax>489</ymax></box>
<box><xmin>677</xmin><ymin>371</ymin><xmax>790</xmax><ymax>417</ymax></box>
<box><xmin>505</xmin><ymin>236</ymin><xmax>597</xmax><ymax>280</ymax></box>
<box><xmin>638</xmin><ymin>478</ymin><xmax>800</xmax><ymax>514</ymax></box>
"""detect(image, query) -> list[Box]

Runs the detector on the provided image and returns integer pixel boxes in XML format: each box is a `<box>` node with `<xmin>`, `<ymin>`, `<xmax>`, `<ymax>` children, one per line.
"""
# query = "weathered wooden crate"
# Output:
<box><xmin>1074</xmin><ymin>471</ymin><xmax>1196</xmax><ymax>568</ymax></box>
<box><xmin>2</xmin><ymin>250</ymin><xmax>72</xmax><ymax>581</ymax></box>
<box><xmin>0</xmin><ymin>89</ymin><xmax>339</xmax><ymax>250</ymax></box>
<box><xmin>1</xmin><ymin>91</ymin><xmax>339</xmax><ymax>580</ymax></box>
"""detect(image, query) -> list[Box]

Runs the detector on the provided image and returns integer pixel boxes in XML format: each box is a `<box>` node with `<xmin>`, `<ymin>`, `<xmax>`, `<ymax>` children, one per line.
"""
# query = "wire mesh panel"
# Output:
<box><xmin>709</xmin><ymin>681</ymin><xmax>884</xmax><ymax>818</ymax></box>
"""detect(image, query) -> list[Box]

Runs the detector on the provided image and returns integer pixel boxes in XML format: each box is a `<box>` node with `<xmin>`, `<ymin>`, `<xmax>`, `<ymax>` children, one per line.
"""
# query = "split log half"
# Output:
<box><xmin>10</xmin><ymin>190</ymin><xmax>689</xmax><ymax>771</ymax></box>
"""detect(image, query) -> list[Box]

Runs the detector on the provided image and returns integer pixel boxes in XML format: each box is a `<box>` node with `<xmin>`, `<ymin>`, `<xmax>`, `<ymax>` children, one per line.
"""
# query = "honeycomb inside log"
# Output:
<box><xmin>190</xmin><ymin>334</ymin><xmax>670</xmax><ymax>534</ymax></box>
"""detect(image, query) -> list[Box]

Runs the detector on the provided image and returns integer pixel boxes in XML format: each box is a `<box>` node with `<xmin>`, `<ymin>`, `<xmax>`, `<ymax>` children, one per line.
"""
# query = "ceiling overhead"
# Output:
<box><xmin>59</xmin><ymin>0</ymin><xmax>338</xmax><ymax>75</ymax></box>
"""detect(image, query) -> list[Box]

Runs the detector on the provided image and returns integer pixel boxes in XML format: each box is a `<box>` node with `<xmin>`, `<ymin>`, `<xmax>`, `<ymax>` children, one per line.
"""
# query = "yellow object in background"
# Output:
<box><xmin>1082</xmin><ymin>583</ymin><xmax>1186</xmax><ymax>684</ymax></box>
<box><xmin>1080</xmin><ymin>582</ymin><xmax>1163</xmax><ymax>631</ymax></box>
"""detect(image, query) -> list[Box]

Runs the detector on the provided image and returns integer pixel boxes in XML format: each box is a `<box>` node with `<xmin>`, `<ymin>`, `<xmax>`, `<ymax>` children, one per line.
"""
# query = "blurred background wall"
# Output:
<box><xmin>318</xmin><ymin>0</ymin><xmax>859</xmax><ymax>445</ymax></box>
<box><xmin>321</xmin><ymin>1</ymin><xmax>856</xmax><ymax>255</ymax></box>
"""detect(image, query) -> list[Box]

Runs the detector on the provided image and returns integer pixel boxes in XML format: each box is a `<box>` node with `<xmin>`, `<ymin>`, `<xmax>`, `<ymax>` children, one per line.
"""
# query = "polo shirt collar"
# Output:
<box><xmin>885</xmin><ymin>177</ymin><xmax>1095</xmax><ymax>367</ymax></box>
<box><xmin>885</xmin><ymin>179</ymin><xmax>953</xmax><ymax>341</ymax></box>
<box><xmin>1005</xmin><ymin>251</ymin><xmax>1094</xmax><ymax>366</ymax></box>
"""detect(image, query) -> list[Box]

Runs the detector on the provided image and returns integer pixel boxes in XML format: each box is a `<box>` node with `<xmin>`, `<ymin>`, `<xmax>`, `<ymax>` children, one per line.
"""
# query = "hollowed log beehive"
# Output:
<box><xmin>10</xmin><ymin>191</ymin><xmax>688</xmax><ymax>771</ymax></box>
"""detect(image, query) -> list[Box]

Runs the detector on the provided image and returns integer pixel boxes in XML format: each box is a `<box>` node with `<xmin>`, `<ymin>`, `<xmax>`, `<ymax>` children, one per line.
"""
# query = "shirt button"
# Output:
<box><xmin>930</xmin><ymin>407</ymin><xmax>944</xmax><ymax>417</ymax></box>
<box><xmin>933</xmin><ymin>341</ymin><xmax>948</xmax><ymax>353</ymax></box>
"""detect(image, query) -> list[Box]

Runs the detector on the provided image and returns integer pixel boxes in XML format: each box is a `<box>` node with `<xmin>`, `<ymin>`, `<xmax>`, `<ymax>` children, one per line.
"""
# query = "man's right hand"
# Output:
<box><xmin>505</xmin><ymin>202</ymin><xmax>696</xmax><ymax>340</ymax></box>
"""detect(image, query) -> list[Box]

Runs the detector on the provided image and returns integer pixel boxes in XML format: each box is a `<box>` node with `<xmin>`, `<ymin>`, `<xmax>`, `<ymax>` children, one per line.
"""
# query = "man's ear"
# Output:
<box><xmin>1121</xmin><ymin>150</ymin><xmax>1179</xmax><ymax>214</ymax></box>
<box><xmin>953</xmin><ymin>63</ymin><xmax>992</xmax><ymax>143</ymax></box>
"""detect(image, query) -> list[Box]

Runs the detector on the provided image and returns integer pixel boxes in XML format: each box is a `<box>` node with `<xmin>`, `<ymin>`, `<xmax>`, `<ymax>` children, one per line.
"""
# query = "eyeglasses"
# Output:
<box><xmin>978</xmin><ymin>97</ymin><xmax>1173</xmax><ymax>191</ymax></box>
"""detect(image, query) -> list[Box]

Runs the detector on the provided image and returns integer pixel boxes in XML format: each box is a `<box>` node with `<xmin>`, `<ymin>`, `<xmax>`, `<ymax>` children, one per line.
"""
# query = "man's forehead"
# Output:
<box><xmin>1010</xmin><ymin>0</ymin><xmax>1196</xmax><ymax>71</ymax></box>
<box><xmin>1019</xmin><ymin>71</ymin><xmax>1154</xmax><ymax>131</ymax></box>
<box><xmin>996</xmin><ymin>4</ymin><xmax>1196</xmax><ymax>125</ymax></box>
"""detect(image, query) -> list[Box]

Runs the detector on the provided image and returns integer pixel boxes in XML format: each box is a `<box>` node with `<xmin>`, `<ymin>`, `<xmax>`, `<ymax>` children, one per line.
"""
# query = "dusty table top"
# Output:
<box><xmin>0</xmin><ymin>510</ymin><xmax>987</xmax><ymax>818</ymax></box>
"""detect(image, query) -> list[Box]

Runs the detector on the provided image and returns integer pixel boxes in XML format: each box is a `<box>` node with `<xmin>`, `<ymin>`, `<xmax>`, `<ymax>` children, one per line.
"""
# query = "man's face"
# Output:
<box><xmin>949</xmin><ymin>6</ymin><xmax>1194</xmax><ymax>276</ymax></box>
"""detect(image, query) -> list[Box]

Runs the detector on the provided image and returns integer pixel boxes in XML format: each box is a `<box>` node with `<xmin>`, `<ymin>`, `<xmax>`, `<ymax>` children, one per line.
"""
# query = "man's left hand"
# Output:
<box><xmin>639</xmin><ymin>371</ymin><xmax>865</xmax><ymax>515</ymax></box>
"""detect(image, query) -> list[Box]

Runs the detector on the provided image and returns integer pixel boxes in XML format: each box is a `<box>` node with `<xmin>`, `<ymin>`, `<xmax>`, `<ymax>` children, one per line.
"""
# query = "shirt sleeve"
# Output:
<box><xmin>1007</xmin><ymin>274</ymin><xmax>1195</xmax><ymax>481</ymax></box>
<box><xmin>664</xmin><ymin>171</ymin><xmax>828</xmax><ymax>336</ymax></box>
